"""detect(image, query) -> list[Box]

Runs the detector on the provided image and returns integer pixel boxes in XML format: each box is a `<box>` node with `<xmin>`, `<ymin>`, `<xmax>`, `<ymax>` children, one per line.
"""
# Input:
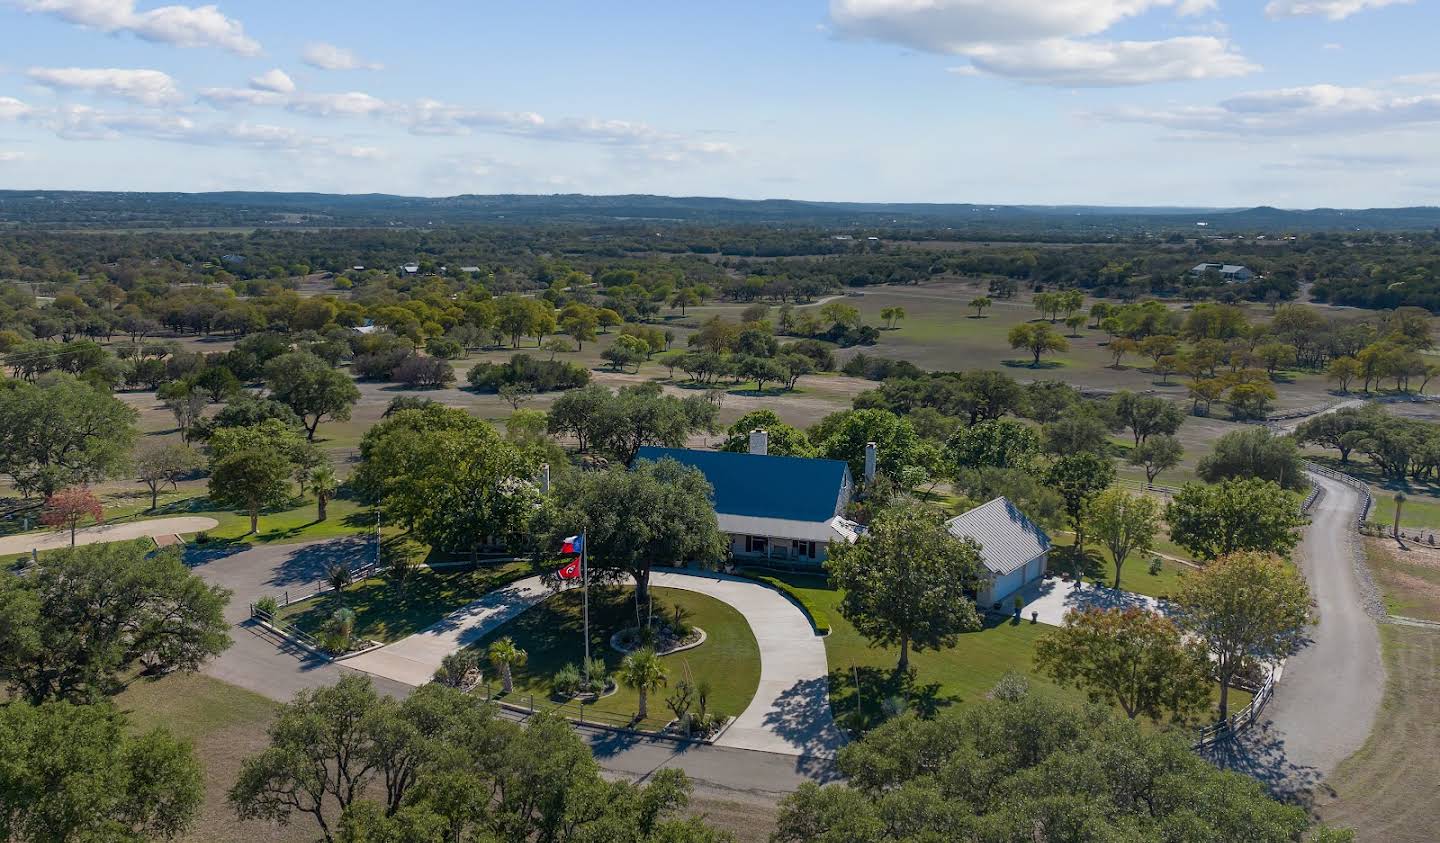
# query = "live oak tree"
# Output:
<box><xmin>1166</xmin><ymin>478</ymin><xmax>1304</xmax><ymax>561</ymax></box>
<box><xmin>1007</xmin><ymin>322</ymin><xmax>1068</xmax><ymax>367</ymax></box>
<box><xmin>717</xmin><ymin>409</ymin><xmax>815</xmax><ymax>456</ymax></box>
<box><xmin>0</xmin><ymin>700</ymin><xmax>204</xmax><ymax>842</ymax></box>
<box><xmin>0</xmin><ymin>540</ymin><xmax>230</xmax><ymax>704</ymax></box>
<box><xmin>264</xmin><ymin>350</ymin><xmax>361</xmax><ymax>441</ymax></box>
<box><xmin>209</xmin><ymin>447</ymin><xmax>293</xmax><ymax>535</ymax></box>
<box><xmin>1197</xmin><ymin>427</ymin><xmax>1308</xmax><ymax>491</ymax></box>
<box><xmin>230</xmin><ymin>676</ymin><xmax>719</xmax><ymax>843</ymax></box>
<box><xmin>1035</xmin><ymin>607</ymin><xmax>1212</xmax><ymax>722</ymax></box>
<box><xmin>825</xmin><ymin>502</ymin><xmax>983</xmax><ymax>672</ymax></box>
<box><xmin>1174</xmin><ymin>551</ymin><xmax>1315</xmax><ymax>717</ymax></box>
<box><xmin>543</xmin><ymin>458</ymin><xmax>725</xmax><ymax>612</ymax></box>
<box><xmin>352</xmin><ymin>404</ymin><xmax>542</xmax><ymax>560</ymax></box>
<box><xmin>1088</xmin><ymin>487</ymin><xmax>1160</xmax><ymax>589</ymax></box>
<box><xmin>0</xmin><ymin>374</ymin><xmax>138</xmax><ymax>497</ymax></box>
<box><xmin>136</xmin><ymin>443</ymin><xmax>204</xmax><ymax>511</ymax></box>
<box><xmin>1108</xmin><ymin>391</ymin><xmax>1184</xmax><ymax>447</ymax></box>
<box><xmin>1128</xmin><ymin>433</ymin><xmax>1183</xmax><ymax>485</ymax></box>
<box><xmin>774</xmin><ymin>691</ymin><xmax>1337</xmax><ymax>843</ymax></box>
<box><xmin>1047</xmin><ymin>452</ymin><xmax>1116</xmax><ymax>548</ymax></box>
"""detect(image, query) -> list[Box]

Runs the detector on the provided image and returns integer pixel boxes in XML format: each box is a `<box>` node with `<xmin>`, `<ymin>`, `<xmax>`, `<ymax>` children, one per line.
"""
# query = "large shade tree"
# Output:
<box><xmin>0</xmin><ymin>699</ymin><xmax>204</xmax><ymax>842</ymax></box>
<box><xmin>0</xmin><ymin>375</ymin><xmax>137</xmax><ymax>497</ymax></box>
<box><xmin>825</xmin><ymin>501</ymin><xmax>984</xmax><ymax>672</ymax></box>
<box><xmin>0</xmin><ymin>540</ymin><xmax>231</xmax><ymax>703</ymax></box>
<box><xmin>264</xmin><ymin>350</ymin><xmax>361</xmax><ymax>441</ymax></box>
<box><xmin>1166</xmin><ymin>478</ymin><xmax>1304</xmax><ymax>561</ymax></box>
<box><xmin>353</xmin><ymin>404</ymin><xmax>543</xmax><ymax>560</ymax></box>
<box><xmin>773</xmin><ymin>691</ymin><xmax>1339</xmax><ymax>842</ymax></box>
<box><xmin>543</xmin><ymin>457</ymin><xmax>725</xmax><ymax>611</ymax></box>
<box><xmin>1174</xmin><ymin>551</ymin><xmax>1315</xmax><ymax>717</ymax></box>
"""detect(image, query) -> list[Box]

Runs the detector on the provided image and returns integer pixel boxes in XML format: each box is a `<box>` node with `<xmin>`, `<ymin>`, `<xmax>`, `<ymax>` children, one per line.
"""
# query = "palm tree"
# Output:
<box><xmin>1394</xmin><ymin>492</ymin><xmax>1407</xmax><ymax>539</ymax></box>
<box><xmin>488</xmin><ymin>637</ymin><xmax>527</xmax><ymax>694</ymax></box>
<box><xmin>311</xmin><ymin>464</ymin><xmax>338</xmax><ymax>522</ymax></box>
<box><xmin>619</xmin><ymin>647</ymin><xmax>668</xmax><ymax>720</ymax></box>
<box><xmin>325</xmin><ymin>562</ymin><xmax>353</xmax><ymax>599</ymax></box>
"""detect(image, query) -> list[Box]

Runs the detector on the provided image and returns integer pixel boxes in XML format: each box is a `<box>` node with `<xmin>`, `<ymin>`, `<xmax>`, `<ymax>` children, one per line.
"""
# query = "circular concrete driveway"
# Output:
<box><xmin>345</xmin><ymin>567</ymin><xmax>846</xmax><ymax>759</ymax></box>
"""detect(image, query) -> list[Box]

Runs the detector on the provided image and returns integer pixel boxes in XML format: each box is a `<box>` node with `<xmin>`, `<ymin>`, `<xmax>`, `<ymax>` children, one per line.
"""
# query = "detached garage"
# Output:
<box><xmin>945</xmin><ymin>497</ymin><xmax>1052</xmax><ymax>609</ymax></box>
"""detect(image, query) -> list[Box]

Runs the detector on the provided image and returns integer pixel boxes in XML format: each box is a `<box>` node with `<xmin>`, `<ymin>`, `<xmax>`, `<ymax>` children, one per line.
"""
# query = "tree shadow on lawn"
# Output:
<box><xmin>1001</xmin><ymin>359</ymin><xmax>1065</xmax><ymax>370</ymax></box>
<box><xmin>828</xmin><ymin>664</ymin><xmax>961</xmax><ymax>735</ymax></box>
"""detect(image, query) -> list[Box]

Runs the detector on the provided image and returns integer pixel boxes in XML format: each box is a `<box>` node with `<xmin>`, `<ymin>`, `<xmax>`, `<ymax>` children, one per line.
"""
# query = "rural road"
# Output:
<box><xmin>0</xmin><ymin>516</ymin><xmax>219</xmax><ymax>556</ymax></box>
<box><xmin>185</xmin><ymin>539</ymin><xmax>838</xmax><ymax>798</ymax></box>
<box><xmin>1214</xmin><ymin>471</ymin><xmax>1384</xmax><ymax>799</ymax></box>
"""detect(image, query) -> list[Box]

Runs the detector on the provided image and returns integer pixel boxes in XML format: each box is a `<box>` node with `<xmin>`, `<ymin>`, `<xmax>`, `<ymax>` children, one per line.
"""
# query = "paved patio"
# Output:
<box><xmin>1014</xmin><ymin>577</ymin><xmax>1169</xmax><ymax>626</ymax></box>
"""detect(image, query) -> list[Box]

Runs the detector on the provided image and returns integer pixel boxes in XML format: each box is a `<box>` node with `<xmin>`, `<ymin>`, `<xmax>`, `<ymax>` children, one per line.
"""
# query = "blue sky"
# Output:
<box><xmin>1</xmin><ymin>0</ymin><xmax>1438</xmax><ymax>206</ymax></box>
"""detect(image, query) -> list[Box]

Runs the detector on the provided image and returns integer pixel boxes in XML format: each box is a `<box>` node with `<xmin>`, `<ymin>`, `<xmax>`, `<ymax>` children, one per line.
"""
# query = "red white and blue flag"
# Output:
<box><xmin>561</xmin><ymin>534</ymin><xmax>584</xmax><ymax>555</ymax></box>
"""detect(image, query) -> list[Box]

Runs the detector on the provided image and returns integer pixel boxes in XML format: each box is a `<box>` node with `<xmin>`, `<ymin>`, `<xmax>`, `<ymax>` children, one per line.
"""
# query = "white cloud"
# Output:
<box><xmin>830</xmin><ymin>0</ymin><xmax>1207</xmax><ymax>51</ymax></box>
<box><xmin>964</xmin><ymin>36</ymin><xmax>1256</xmax><ymax>86</ymax></box>
<box><xmin>286</xmin><ymin>91</ymin><xmax>388</xmax><ymax>117</ymax></box>
<box><xmin>301</xmin><ymin>42</ymin><xmax>382</xmax><ymax>71</ymax></box>
<box><xmin>0</xmin><ymin>97</ymin><xmax>33</xmax><ymax>120</ymax></box>
<box><xmin>1394</xmin><ymin>72</ymin><xmax>1440</xmax><ymax>87</ymax></box>
<box><xmin>1264</xmin><ymin>0</ymin><xmax>1410</xmax><ymax>20</ymax></box>
<box><xmin>1096</xmin><ymin>83</ymin><xmax>1440</xmax><ymax>135</ymax></box>
<box><xmin>26</xmin><ymin>66</ymin><xmax>182</xmax><ymax>105</ymax></box>
<box><xmin>250</xmin><ymin>68</ymin><xmax>295</xmax><ymax>94</ymax></box>
<box><xmin>334</xmin><ymin>145</ymin><xmax>385</xmax><ymax>160</ymax></box>
<box><xmin>198</xmin><ymin>86</ymin><xmax>285</xmax><ymax>107</ymax></box>
<box><xmin>0</xmin><ymin>151</ymin><xmax>25</xmax><ymax>162</ymax></box>
<box><xmin>18</xmin><ymin>0</ymin><xmax>261</xmax><ymax>55</ymax></box>
<box><xmin>828</xmin><ymin>0</ymin><xmax>1252</xmax><ymax>86</ymax></box>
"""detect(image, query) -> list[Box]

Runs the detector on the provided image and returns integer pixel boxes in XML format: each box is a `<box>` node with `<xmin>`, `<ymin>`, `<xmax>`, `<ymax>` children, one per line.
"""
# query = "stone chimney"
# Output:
<box><xmin>749</xmin><ymin>429</ymin><xmax>769</xmax><ymax>456</ymax></box>
<box><xmin>540</xmin><ymin>463</ymin><xmax>551</xmax><ymax>494</ymax></box>
<box><xmin>864</xmin><ymin>442</ymin><xmax>877</xmax><ymax>484</ymax></box>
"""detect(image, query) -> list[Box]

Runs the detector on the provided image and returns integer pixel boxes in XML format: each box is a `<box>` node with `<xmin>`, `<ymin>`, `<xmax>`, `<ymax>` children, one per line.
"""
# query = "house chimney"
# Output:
<box><xmin>864</xmin><ymin>442</ymin><xmax>877</xmax><ymax>484</ymax></box>
<box><xmin>540</xmin><ymin>463</ymin><xmax>551</xmax><ymax>494</ymax></box>
<box><xmin>749</xmin><ymin>429</ymin><xmax>769</xmax><ymax>456</ymax></box>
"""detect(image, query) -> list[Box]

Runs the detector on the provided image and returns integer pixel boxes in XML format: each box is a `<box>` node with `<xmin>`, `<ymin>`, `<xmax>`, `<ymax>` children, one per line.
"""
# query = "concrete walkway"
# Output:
<box><xmin>1013</xmin><ymin>577</ymin><xmax>1166</xmax><ymax>626</ymax></box>
<box><xmin>343</xmin><ymin>577</ymin><xmax>554</xmax><ymax>686</ymax></box>
<box><xmin>0</xmin><ymin>516</ymin><xmax>219</xmax><ymax>555</ymax></box>
<box><xmin>345</xmin><ymin>568</ymin><xmax>846</xmax><ymax>759</ymax></box>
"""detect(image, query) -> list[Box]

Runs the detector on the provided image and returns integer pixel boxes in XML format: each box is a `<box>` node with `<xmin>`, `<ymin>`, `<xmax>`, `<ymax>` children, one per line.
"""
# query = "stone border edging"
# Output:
<box><xmin>486</xmin><ymin>696</ymin><xmax>730</xmax><ymax>747</ymax></box>
<box><xmin>249</xmin><ymin>615</ymin><xmax>333</xmax><ymax>663</ymax></box>
<box><xmin>609</xmin><ymin>627</ymin><xmax>708</xmax><ymax>656</ymax></box>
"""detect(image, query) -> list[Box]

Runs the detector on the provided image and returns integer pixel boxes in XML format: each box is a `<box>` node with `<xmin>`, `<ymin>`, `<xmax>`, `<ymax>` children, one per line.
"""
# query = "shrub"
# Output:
<box><xmin>467</xmin><ymin>353</ymin><xmax>590</xmax><ymax>393</ymax></box>
<box><xmin>583</xmin><ymin>656</ymin><xmax>609</xmax><ymax>691</ymax></box>
<box><xmin>434</xmin><ymin>650</ymin><xmax>481</xmax><ymax>688</ymax></box>
<box><xmin>254</xmin><ymin>595</ymin><xmax>279</xmax><ymax>617</ymax></box>
<box><xmin>194</xmin><ymin>531</ymin><xmax>211</xmax><ymax>544</ymax></box>
<box><xmin>1148</xmin><ymin>555</ymin><xmax>1164</xmax><ymax>576</ymax></box>
<box><xmin>353</xmin><ymin>348</ymin><xmax>413</xmax><ymax>380</ymax></box>
<box><xmin>393</xmin><ymin>355</ymin><xmax>455</xmax><ymax>389</ymax></box>
<box><xmin>426</xmin><ymin>336</ymin><xmax>465</xmax><ymax>359</ymax></box>
<box><xmin>552</xmin><ymin>663</ymin><xmax>583</xmax><ymax>698</ymax></box>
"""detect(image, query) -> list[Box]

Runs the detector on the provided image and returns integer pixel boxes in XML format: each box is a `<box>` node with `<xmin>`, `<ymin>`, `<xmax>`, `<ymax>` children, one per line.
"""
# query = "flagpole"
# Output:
<box><xmin>581</xmin><ymin>529</ymin><xmax>590</xmax><ymax>682</ymax></box>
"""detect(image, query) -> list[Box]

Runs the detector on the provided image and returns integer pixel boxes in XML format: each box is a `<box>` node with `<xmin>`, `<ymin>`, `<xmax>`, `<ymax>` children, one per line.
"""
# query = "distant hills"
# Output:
<box><xmin>2</xmin><ymin>190</ymin><xmax>1438</xmax><ymax>233</ymax></box>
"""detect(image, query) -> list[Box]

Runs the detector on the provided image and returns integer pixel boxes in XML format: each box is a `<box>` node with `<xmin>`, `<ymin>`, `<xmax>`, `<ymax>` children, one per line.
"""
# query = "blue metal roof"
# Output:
<box><xmin>634</xmin><ymin>446</ymin><xmax>851</xmax><ymax>523</ymax></box>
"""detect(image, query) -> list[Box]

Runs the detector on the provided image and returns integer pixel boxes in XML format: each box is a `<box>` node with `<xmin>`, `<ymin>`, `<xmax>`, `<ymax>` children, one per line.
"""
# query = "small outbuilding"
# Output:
<box><xmin>945</xmin><ymin>497</ymin><xmax>1051</xmax><ymax>608</ymax></box>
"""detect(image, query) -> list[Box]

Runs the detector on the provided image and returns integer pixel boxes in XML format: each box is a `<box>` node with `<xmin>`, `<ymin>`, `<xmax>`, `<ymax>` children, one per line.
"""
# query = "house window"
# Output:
<box><xmin>746</xmin><ymin>536</ymin><xmax>768</xmax><ymax>556</ymax></box>
<box><xmin>791</xmin><ymin>540</ymin><xmax>817</xmax><ymax>559</ymax></box>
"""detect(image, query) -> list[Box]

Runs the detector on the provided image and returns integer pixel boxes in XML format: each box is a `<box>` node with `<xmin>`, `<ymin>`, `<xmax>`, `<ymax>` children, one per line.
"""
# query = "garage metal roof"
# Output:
<box><xmin>945</xmin><ymin>496</ymin><xmax>1051</xmax><ymax>576</ymax></box>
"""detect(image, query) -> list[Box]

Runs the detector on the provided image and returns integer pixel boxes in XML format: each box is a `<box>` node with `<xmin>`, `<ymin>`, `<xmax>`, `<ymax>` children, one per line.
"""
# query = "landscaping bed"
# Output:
<box><xmin>467</xmin><ymin>586</ymin><xmax>760</xmax><ymax>732</ymax></box>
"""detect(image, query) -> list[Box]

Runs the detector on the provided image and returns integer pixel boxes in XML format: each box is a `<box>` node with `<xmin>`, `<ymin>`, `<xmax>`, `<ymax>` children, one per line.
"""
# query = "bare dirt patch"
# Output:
<box><xmin>1365</xmin><ymin>537</ymin><xmax>1440</xmax><ymax>622</ymax></box>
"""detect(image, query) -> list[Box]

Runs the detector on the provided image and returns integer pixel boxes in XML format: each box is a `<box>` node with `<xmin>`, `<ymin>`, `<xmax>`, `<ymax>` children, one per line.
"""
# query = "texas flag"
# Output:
<box><xmin>561</xmin><ymin>534</ymin><xmax>584</xmax><ymax>555</ymax></box>
<box><xmin>557</xmin><ymin>558</ymin><xmax>581</xmax><ymax>580</ymax></box>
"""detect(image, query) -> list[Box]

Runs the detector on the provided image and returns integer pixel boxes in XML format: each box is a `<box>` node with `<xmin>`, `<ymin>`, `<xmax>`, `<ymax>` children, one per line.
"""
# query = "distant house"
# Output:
<box><xmin>1189</xmin><ymin>262</ymin><xmax>1254</xmax><ymax>282</ymax></box>
<box><xmin>634</xmin><ymin>432</ymin><xmax>864</xmax><ymax>564</ymax></box>
<box><xmin>401</xmin><ymin>264</ymin><xmax>420</xmax><ymax>275</ymax></box>
<box><xmin>459</xmin><ymin>265</ymin><xmax>482</xmax><ymax>274</ymax></box>
<box><xmin>945</xmin><ymin>497</ymin><xmax>1051</xmax><ymax>608</ymax></box>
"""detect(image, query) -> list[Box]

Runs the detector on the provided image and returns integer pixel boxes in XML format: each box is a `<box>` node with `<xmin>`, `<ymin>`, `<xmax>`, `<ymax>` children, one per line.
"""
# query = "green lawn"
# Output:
<box><xmin>277</xmin><ymin>561</ymin><xmax>535</xmax><ymax>643</ymax></box>
<box><xmin>470</xmin><ymin>586</ymin><xmax>761</xmax><ymax>731</ymax></box>
<box><xmin>761</xmin><ymin>571</ymin><xmax>1243</xmax><ymax>734</ymax></box>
